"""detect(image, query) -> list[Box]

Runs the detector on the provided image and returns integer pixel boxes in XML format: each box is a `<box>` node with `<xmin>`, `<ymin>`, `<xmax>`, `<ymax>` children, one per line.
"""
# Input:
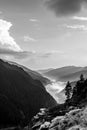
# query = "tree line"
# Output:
<box><xmin>65</xmin><ymin>74</ymin><xmax>85</xmax><ymax>104</ymax></box>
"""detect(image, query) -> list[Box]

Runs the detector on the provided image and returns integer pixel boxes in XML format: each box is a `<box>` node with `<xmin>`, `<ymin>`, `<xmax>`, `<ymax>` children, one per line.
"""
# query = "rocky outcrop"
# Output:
<box><xmin>31</xmin><ymin>107</ymin><xmax>87</xmax><ymax>130</ymax></box>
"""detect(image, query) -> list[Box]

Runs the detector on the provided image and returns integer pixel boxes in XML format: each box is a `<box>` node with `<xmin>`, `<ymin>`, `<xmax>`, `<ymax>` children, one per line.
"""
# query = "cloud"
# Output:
<box><xmin>0</xmin><ymin>48</ymin><xmax>64</xmax><ymax>60</ymax></box>
<box><xmin>45</xmin><ymin>0</ymin><xmax>87</xmax><ymax>16</ymax></box>
<box><xmin>0</xmin><ymin>48</ymin><xmax>37</xmax><ymax>60</ymax></box>
<box><xmin>65</xmin><ymin>24</ymin><xmax>87</xmax><ymax>31</ymax></box>
<box><xmin>39</xmin><ymin>50</ymin><xmax>64</xmax><ymax>58</ymax></box>
<box><xmin>29</xmin><ymin>19</ymin><xmax>39</xmax><ymax>22</ymax></box>
<box><xmin>50</xmin><ymin>50</ymin><xmax>64</xmax><ymax>54</ymax></box>
<box><xmin>72</xmin><ymin>16</ymin><xmax>87</xmax><ymax>21</ymax></box>
<box><xmin>24</xmin><ymin>35</ymin><xmax>37</xmax><ymax>42</ymax></box>
<box><xmin>0</xmin><ymin>19</ymin><xmax>22</xmax><ymax>52</ymax></box>
<box><xmin>40</xmin><ymin>52</ymin><xmax>52</xmax><ymax>58</ymax></box>
<box><xmin>0</xmin><ymin>48</ymin><xmax>28</xmax><ymax>59</ymax></box>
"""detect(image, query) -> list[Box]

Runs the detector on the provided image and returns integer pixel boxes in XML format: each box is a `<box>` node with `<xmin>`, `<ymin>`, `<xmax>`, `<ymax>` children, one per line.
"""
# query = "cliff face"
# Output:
<box><xmin>0</xmin><ymin>59</ymin><xmax>57</xmax><ymax>127</ymax></box>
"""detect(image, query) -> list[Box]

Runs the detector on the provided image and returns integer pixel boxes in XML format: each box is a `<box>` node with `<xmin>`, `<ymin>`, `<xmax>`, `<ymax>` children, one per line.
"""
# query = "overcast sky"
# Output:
<box><xmin>1</xmin><ymin>0</ymin><xmax>87</xmax><ymax>69</ymax></box>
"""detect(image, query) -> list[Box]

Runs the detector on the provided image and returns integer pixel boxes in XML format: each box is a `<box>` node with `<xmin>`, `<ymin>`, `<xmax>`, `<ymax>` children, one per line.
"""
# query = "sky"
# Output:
<box><xmin>1</xmin><ymin>0</ymin><xmax>87</xmax><ymax>69</ymax></box>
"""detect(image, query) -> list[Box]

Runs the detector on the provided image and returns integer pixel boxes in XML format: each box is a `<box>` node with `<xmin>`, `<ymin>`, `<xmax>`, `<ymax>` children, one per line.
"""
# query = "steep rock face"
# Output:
<box><xmin>0</xmin><ymin>59</ymin><xmax>57</xmax><ymax>127</ymax></box>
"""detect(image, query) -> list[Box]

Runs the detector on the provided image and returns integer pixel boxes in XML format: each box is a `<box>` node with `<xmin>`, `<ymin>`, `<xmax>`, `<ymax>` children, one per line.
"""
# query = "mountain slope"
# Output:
<box><xmin>38</xmin><ymin>68</ymin><xmax>53</xmax><ymax>74</ymax></box>
<box><xmin>43</xmin><ymin>66</ymin><xmax>85</xmax><ymax>81</ymax></box>
<box><xmin>8</xmin><ymin>61</ymin><xmax>50</xmax><ymax>85</ymax></box>
<box><xmin>60</xmin><ymin>68</ymin><xmax>87</xmax><ymax>82</ymax></box>
<box><xmin>0</xmin><ymin>59</ymin><xmax>57</xmax><ymax>127</ymax></box>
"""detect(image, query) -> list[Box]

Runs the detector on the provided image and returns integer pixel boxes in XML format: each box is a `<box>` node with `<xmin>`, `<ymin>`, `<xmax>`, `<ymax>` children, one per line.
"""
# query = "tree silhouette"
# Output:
<box><xmin>65</xmin><ymin>81</ymin><xmax>72</xmax><ymax>102</ymax></box>
<box><xmin>71</xmin><ymin>74</ymin><xmax>86</xmax><ymax>105</ymax></box>
<box><xmin>80</xmin><ymin>74</ymin><xmax>84</xmax><ymax>82</ymax></box>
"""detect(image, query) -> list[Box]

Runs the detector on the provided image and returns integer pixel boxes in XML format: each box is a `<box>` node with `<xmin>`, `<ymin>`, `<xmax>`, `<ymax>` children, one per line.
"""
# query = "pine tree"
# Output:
<box><xmin>80</xmin><ymin>74</ymin><xmax>84</xmax><ymax>82</ymax></box>
<box><xmin>71</xmin><ymin>74</ymin><xmax>86</xmax><ymax>105</ymax></box>
<box><xmin>65</xmin><ymin>81</ymin><xmax>72</xmax><ymax>102</ymax></box>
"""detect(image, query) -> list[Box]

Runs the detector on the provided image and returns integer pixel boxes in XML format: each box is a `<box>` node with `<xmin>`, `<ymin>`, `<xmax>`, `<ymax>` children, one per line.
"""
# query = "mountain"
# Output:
<box><xmin>38</xmin><ymin>68</ymin><xmax>53</xmax><ymax>74</ymax></box>
<box><xmin>60</xmin><ymin>68</ymin><xmax>87</xmax><ymax>82</ymax></box>
<box><xmin>0</xmin><ymin>59</ymin><xmax>57</xmax><ymax>127</ymax></box>
<box><xmin>42</xmin><ymin>66</ymin><xmax>87</xmax><ymax>82</ymax></box>
<box><xmin>8</xmin><ymin>61</ymin><xmax>50</xmax><ymax>85</ymax></box>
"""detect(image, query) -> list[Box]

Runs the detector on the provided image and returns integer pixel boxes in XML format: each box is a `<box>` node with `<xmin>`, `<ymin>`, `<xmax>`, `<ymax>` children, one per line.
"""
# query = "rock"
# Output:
<box><xmin>50</xmin><ymin>116</ymin><xmax>64</xmax><ymax>128</ymax></box>
<box><xmin>40</xmin><ymin>122</ymin><xmax>50</xmax><ymax>130</ymax></box>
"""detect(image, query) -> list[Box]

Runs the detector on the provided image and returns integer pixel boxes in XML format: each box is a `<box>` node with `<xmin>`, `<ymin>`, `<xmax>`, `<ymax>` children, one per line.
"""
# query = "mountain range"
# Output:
<box><xmin>40</xmin><ymin>66</ymin><xmax>87</xmax><ymax>82</ymax></box>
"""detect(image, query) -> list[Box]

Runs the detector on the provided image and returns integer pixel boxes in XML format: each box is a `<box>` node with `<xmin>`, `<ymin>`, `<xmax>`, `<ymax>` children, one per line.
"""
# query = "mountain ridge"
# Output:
<box><xmin>41</xmin><ymin>66</ymin><xmax>87</xmax><ymax>81</ymax></box>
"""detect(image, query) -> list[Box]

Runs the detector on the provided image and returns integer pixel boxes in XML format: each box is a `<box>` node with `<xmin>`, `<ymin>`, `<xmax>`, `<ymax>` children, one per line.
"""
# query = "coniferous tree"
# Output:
<box><xmin>73</xmin><ymin>74</ymin><xmax>85</xmax><ymax>96</ymax></box>
<box><xmin>80</xmin><ymin>74</ymin><xmax>84</xmax><ymax>82</ymax></box>
<box><xmin>65</xmin><ymin>81</ymin><xmax>72</xmax><ymax>102</ymax></box>
<box><xmin>71</xmin><ymin>74</ymin><xmax>85</xmax><ymax>105</ymax></box>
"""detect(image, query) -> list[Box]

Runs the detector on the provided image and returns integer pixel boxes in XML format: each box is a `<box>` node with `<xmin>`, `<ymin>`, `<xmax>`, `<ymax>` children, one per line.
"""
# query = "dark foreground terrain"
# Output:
<box><xmin>0</xmin><ymin>59</ymin><xmax>57</xmax><ymax>128</ymax></box>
